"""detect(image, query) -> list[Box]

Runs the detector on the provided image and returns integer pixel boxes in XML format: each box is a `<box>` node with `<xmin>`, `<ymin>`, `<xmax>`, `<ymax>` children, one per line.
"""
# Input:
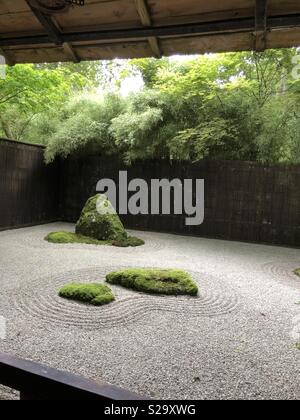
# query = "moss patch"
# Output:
<box><xmin>76</xmin><ymin>194</ymin><xmax>127</xmax><ymax>242</ymax></box>
<box><xmin>59</xmin><ymin>283</ymin><xmax>115</xmax><ymax>306</ymax></box>
<box><xmin>294</xmin><ymin>268</ymin><xmax>300</xmax><ymax>277</ymax></box>
<box><xmin>106</xmin><ymin>268</ymin><xmax>198</xmax><ymax>296</ymax></box>
<box><xmin>112</xmin><ymin>236</ymin><xmax>145</xmax><ymax>247</ymax></box>
<box><xmin>45</xmin><ymin>231</ymin><xmax>110</xmax><ymax>245</ymax></box>
<box><xmin>45</xmin><ymin>231</ymin><xmax>144</xmax><ymax>248</ymax></box>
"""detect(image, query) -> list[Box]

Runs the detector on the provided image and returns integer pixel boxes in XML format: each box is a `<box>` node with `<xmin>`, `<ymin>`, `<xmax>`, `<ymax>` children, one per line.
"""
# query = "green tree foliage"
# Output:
<box><xmin>35</xmin><ymin>60</ymin><xmax>124</xmax><ymax>89</ymax></box>
<box><xmin>125</xmin><ymin>58</ymin><xmax>171</xmax><ymax>88</ymax></box>
<box><xmin>1</xmin><ymin>49</ymin><xmax>300</xmax><ymax>164</ymax></box>
<box><xmin>0</xmin><ymin>64</ymin><xmax>86</xmax><ymax>140</ymax></box>
<box><xmin>45</xmin><ymin>94</ymin><xmax>124</xmax><ymax>162</ymax></box>
<box><xmin>169</xmin><ymin>118</ymin><xmax>240</xmax><ymax>161</ymax></box>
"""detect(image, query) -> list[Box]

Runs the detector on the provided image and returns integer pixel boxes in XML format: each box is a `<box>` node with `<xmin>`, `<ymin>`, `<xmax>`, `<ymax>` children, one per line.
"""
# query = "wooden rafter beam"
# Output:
<box><xmin>25</xmin><ymin>0</ymin><xmax>62</xmax><ymax>45</ymax></box>
<box><xmin>63</xmin><ymin>42</ymin><xmax>80</xmax><ymax>63</ymax></box>
<box><xmin>134</xmin><ymin>0</ymin><xmax>152</xmax><ymax>26</ymax></box>
<box><xmin>0</xmin><ymin>15</ymin><xmax>299</xmax><ymax>48</ymax></box>
<box><xmin>148</xmin><ymin>37</ymin><xmax>161</xmax><ymax>58</ymax></box>
<box><xmin>134</xmin><ymin>0</ymin><xmax>161</xmax><ymax>58</ymax></box>
<box><xmin>51</xmin><ymin>22</ymin><xmax>80</xmax><ymax>63</ymax></box>
<box><xmin>25</xmin><ymin>1</ymin><xmax>80</xmax><ymax>62</ymax></box>
<box><xmin>255</xmin><ymin>0</ymin><xmax>269</xmax><ymax>51</ymax></box>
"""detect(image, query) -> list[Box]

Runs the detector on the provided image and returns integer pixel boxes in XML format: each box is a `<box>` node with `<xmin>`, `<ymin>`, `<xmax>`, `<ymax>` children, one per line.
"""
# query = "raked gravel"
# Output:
<box><xmin>0</xmin><ymin>223</ymin><xmax>299</xmax><ymax>400</ymax></box>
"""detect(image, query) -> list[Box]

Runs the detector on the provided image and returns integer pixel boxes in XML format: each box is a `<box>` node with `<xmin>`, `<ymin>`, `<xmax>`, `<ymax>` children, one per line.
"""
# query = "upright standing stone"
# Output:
<box><xmin>76</xmin><ymin>194</ymin><xmax>127</xmax><ymax>241</ymax></box>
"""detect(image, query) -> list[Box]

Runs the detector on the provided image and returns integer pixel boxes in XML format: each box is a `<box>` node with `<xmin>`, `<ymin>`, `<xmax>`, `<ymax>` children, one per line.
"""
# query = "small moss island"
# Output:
<box><xmin>46</xmin><ymin>231</ymin><xmax>108</xmax><ymax>245</ymax></box>
<box><xmin>45</xmin><ymin>194</ymin><xmax>144</xmax><ymax>248</ymax></box>
<box><xmin>106</xmin><ymin>268</ymin><xmax>198</xmax><ymax>296</ymax></box>
<box><xmin>59</xmin><ymin>283</ymin><xmax>115</xmax><ymax>306</ymax></box>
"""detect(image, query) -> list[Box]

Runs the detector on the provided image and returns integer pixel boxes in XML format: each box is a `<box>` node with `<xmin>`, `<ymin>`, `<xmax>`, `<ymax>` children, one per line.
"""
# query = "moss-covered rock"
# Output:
<box><xmin>46</xmin><ymin>195</ymin><xmax>144</xmax><ymax>248</ymax></box>
<box><xmin>59</xmin><ymin>283</ymin><xmax>115</xmax><ymax>306</ymax></box>
<box><xmin>106</xmin><ymin>268</ymin><xmax>198</xmax><ymax>296</ymax></box>
<box><xmin>76</xmin><ymin>194</ymin><xmax>127</xmax><ymax>242</ymax></box>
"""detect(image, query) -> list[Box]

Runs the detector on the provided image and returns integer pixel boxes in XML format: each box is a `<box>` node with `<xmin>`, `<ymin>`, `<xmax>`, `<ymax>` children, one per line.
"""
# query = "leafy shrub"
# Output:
<box><xmin>45</xmin><ymin>95</ymin><xmax>124</xmax><ymax>162</ymax></box>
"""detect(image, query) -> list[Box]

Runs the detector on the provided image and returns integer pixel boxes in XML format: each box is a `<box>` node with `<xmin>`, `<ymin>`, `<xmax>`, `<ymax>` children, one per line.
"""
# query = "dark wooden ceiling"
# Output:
<box><xmin>0</xmin><ymin>0</ymin><xmax>299</xmax><ymax>64</ymax></box>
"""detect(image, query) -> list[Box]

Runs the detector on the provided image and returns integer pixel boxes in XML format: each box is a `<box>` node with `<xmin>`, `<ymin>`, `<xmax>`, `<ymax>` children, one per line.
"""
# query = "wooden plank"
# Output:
<box><xmin>162</xmin><ymin>27</ymin><xmax>300</xmax><ymax>55</ymax></box>
<box><xmin>9</xmin><ymin>27</ymin><xmax>300</xmax><ymax>64</ymax></box>
<box><xmin>256</xmin><ymin>0</ymin><xmax>268</xmax><ymax>31</ymax></box>
<box><xmin>55</xmin><ymin>0</ymin><xmax>141</xmax><ymax>29</ymax></box>
<box><xmin>270</xmin><ymin>0</ymin><xmax>300</xmax><ymax>16</ymax></box>
<box><xmin>26</xmin><ymin>0</ymin><xmax>87</xmax><ymax>64</ymax></box>
<box><xmin>0</xmin><ymin>0</ymin><xmax>42</xmax><ymax>34</ymax></box>
<box><xmin>0</xmin><ymin>1</ymin><xmax>299</xmax><ymax>35</ymax></box>
<box><xmin>161</xmin><ymin>32</ymin><xmax>254</xmax><ymax>55</ymax></box>
<box><xmin>148</xmin><ymin>37</ymin><xmax>161</xmax><ymax>58</ymax></box>
<box><xmin>63</xmin><ymin>42</ymin><xmax>80</xmax><ymax>63</ymax></box>
<box><xmin>0</xmin><ymin>2</ymin><xmax>299</xmax><ymax>62</ymax></box>
<box><xmin>0</xmin><ymin>352</ymin><xmax>146</xmax><ymax>400</ymax></box>
<box><xmin>4</xmin><ymin>46</ymin><xmax>73</xmax><ymax>64</ymax></box>
<box><xmin>134</xmin><ymin>1</ymin><xmax>162</xmax><ymax>58</ymax></box>
<box><xmin>255</xmin><ymin>0</ymin><xmax>268</xmax><ymax>51</ymax></box>
<box><xmin>75</xmin><ymin>40</ymin><xmax>152</xmax><ymax>60</ymax></box>
<box><xmin>25</xmin><ymin>0</ymin><xmax>62</xmax><ymax>45</ymax></box>
<box><xmin>148</xmin><ymin>0</ymin><xmax>253</xmax><ymax>25</ymax></box>
<box><xmin>5</xmin><ymin>41</ymin><xmax>152</xmax><ymax>63</ymax></box>
<box><xmin>0</xmin><ymin>18</ymin><xmax>260</xmax><ymax>47</ymax></box>
<box><xmin>267</xmin><ymin>27</ymin><xmax>300</xmax><ymax>48</ymax></box>
<box><xmin>134</xmin><ymin>0</ymin><xmax>152</xmax><ymax>26</ymax></box>
<box><xmin>1</xmin><ymin>14</ymin><xmax>300</xmax><ymax>49</ymax></box>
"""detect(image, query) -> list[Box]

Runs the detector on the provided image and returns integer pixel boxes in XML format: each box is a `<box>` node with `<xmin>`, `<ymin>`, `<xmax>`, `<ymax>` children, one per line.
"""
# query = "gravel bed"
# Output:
<box><xmin>0</xmin><ymin>223</ymin><xmax>299</xmax><ymax>400</ymax></box>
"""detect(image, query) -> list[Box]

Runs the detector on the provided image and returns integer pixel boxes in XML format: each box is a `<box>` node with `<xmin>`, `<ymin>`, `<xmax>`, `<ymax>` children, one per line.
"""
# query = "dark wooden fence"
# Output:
<box><xmin>61</xmin><ymin>157</ymin><xmax>300</xmax><ymax>247</ymax></box>
<box><xmin>0</xmin><ymin>140</ymin><xmax>299</xmax><ymax>246</ymax></box>
<box><xmin>0</xmin><ymin>139</ymin><xmax>60</xmax><ymax>231</ymax></box>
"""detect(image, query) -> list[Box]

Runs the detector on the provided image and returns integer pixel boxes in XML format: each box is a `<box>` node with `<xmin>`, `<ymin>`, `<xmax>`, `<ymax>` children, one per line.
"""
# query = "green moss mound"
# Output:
<box><xmin>294</xmin><ymin>269</ymin><xmax>300</xmax><ymax>277</ymax></box>
<box><xmin>76</xmin><ymin>194</ymin><xmax>127</xmax><ymax>242</ymax></box>
<box><xmin>106</xmin><ymin>268</ymin><xmax>198</xmax><ymax>296</ymax></box>
<box><xmin>45</xmin><ymin>231</ymin><xmax>144</xmax><ymax>248</ymax></box>
<box><xmin>112</xmin><ymin>236</ymin><xmax>145</xmax><ymax>248</ymax></box>
<box><xmin>59</xmin><ymin>283</ymin><xmax>115</xmax><ymax>306</ymax></box>
<box><xmin>45</xmin><ymin>231</ymin><xmax>109</xmax><ymax>245</ymax></box>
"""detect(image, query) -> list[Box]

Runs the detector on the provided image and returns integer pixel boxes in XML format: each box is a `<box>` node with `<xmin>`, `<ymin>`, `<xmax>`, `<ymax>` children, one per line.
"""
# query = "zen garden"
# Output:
<box><xmin>0</xmin><ymin>0</ymin><xmax>299</xmax><ymax>403</ymax></box>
